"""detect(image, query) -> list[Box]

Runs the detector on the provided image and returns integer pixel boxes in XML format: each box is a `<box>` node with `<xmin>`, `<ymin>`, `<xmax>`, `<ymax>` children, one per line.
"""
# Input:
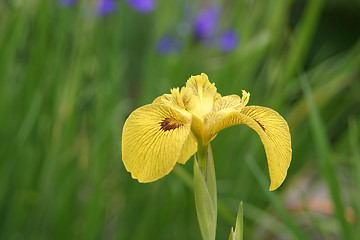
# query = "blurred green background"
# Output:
<box><xmin>1</xmin><ymin>0</ymin><xmax>359</xmax><ymax>239</ymax></box>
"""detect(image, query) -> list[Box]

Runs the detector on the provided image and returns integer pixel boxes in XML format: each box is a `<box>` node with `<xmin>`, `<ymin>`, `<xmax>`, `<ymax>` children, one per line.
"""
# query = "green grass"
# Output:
<box><xmin>0</xmin><ymin>0</ymin><xmax>359</xmax><ymax>239</ymax></box>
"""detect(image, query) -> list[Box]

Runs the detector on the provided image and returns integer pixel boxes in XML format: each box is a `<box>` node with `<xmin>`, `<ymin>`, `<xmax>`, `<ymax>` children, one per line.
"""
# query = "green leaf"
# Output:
<box><xmin>205</xmin><ymin>145</ymin><xmax>217</xmax><ymax>209</ymax></box>
<box><xmin>228</xmin><ymin>201</ymin><xmax>243</xmax><ymax>240</ymax></box>
<box><xmin>300</xmin><ymin>75</ymin><xmax>353</xmax><ymax>239</ymax></box>
<box><xmin>228</xmin><ymin>227</ymin><xmax>235</xmax><ymax>240</ymax></box>
<box><xmin>234</xmin><ymin>201</ymin><xmax>244</xmax><ymax>240</ymax></box>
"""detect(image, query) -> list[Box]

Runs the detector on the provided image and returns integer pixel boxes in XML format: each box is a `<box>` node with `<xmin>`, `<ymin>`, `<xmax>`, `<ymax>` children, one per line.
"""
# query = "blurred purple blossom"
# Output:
<box><xmin>126</xmin><ymin>0</ymin><xmax>156</xmax><ymax>14</ymax></box>
<box><xmin>97</xmin><ymin>0</ymin><xmax>117</xmax><ymax>16</ymax></box>
<box><xmin>157</xmin><ymin>35</ymin><xmax>183</xmax><ymax>55</ymax></box>
<box><xmin>219</xmin><ymin>29</ymin><xmax>239</xmax><ymax>52</ymax></box>
<box><xmin>59</xmin><ymin>0</ymin><xmax>78</xmax><ymax>6</ymax></box>
<box><xmin>194</xmin><ymin>5</ymin><xmax>221</xmax><ymax>42</ymax></box>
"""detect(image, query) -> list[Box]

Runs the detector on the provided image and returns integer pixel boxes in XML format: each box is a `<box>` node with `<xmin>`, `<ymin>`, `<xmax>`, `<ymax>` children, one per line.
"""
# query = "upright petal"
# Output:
<box><xmin>212</xmin><ymin>106</ymin><xmax>291</xmax><ymax>190</ymax></box>
<box><xmin>182</xmin><ymin>73</ymin><xmax>219</xmax><ymax>118</ymax></box>
<box><xmin>212</xmin><ymin>90</ymin><xmax>249</xmax><ymax>113</ymax></box>
<box><xmin>122</xmin><ymin>104</ymin><xmax>194</xmax><ymax>182</ymax></box>
<box><xmin>213</xmin><ymin>95</ymin><xmax>241</xmax><ymax>112</ymax></box>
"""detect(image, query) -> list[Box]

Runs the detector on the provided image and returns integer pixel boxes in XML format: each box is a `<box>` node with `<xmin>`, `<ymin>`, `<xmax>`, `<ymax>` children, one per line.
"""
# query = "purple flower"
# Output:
<box><xmin>219</xmin><ymin>29</ymin><xmax>239</xmax><ymax>52</ymax></box>
<box><xmin>126</xmin><ymin>0</ymin><xmax>156</xmax><ymax>14</ymax></box>
<box><xmin>157</xmin><ymin>35</ymin><xmax>183</xmax><ymax>55</ymax></box>
<box><xmin>97</xmin><ymin>0</ymin><xmax>117</xmax><ymax>16</ymax></box>
<box><xmin>59</xmin><ymin>0</ymin><xmax>78</xmax><ymax>6</ymax></box>
<box><xmin>194</xmin><ymin>5</ymin><xmax>221</xmax><ymax>42</ymax></box>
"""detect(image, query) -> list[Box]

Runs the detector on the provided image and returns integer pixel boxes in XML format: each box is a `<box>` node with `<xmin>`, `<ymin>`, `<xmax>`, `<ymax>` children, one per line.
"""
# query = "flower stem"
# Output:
<box><xmin>194</xmin><ymin>144</ymin><xmax>217</xmax><ymax>240</ymax></box>
<box><xmin>197</xmin><ymin>144</ymin><xmax>207</xmax><ymax>174</ymax></box>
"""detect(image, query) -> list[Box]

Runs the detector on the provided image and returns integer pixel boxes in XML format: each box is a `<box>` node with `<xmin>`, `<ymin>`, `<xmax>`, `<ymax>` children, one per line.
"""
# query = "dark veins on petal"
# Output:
<box><xmin>255</xmin><ymin>119</ymin><xmax>266</xmax><ymax>132</ymax></box>
<box><xmin>160</xmin><ymin>118</ymin><xmax>183</xmax><ymax>131</ymax></box>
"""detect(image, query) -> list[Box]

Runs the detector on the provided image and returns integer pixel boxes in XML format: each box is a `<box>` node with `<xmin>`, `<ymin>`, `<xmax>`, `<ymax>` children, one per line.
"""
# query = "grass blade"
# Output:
<box><xmin>300</xmin><ymin>75</ymin><xmax>353</xmax><ymax>239</ymax></box>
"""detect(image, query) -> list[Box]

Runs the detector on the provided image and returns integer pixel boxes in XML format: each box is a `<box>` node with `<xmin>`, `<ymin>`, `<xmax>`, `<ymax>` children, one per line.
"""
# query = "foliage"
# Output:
<box><xmin>0</xmin><ymin>0</ymin><xmax>359</xmax><ymax>239</ymax></box>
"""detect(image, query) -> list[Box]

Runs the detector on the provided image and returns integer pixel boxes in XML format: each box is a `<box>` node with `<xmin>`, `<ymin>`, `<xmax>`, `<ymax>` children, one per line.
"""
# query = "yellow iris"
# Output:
<box><xmin>122</xmin><ymin>73</ymin><xmax>292</xmax><ymax>190</ymax></box>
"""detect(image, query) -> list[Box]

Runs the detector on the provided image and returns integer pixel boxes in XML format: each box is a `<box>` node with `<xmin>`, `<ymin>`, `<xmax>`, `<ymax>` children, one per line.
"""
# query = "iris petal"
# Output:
<box><xmin>190</xmin><ymin>113</ymin><xmax>208</xmax><ymax>145</ymax></box>
<box><xmin>177</xmin><ymin>132</ymin><xmax>197</xmax><ymax>164</ymax></box>
<box><xmin>122</xmin><ymin>103</ymin><xmax>193</xmax><ymax>182</ymax></box>
<box><xmin>182</xmin><ymin>73</ymin><xmax>219</xmax><ymax>117</ymax></box>
<box><xmin>213</xmin><ymin>95</ymin><xmax>241</xmax><ymax>112</ymax></box>
<box><xmin>241</xmin><ymin>106</ymin><xmax>292</xmax><ymax>190</ymax></box>
<box><xmin>212</xmin><ymin>106</ymin><xmax>291</xmax><ymax>190</ymax></box>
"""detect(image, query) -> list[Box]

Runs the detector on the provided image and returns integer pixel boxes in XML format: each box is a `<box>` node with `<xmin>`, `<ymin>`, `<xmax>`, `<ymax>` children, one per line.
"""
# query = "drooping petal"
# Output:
<box><xmin>241</xmin><ymin>106</ymin><xmax>291</xmax><ymax>190</ymax></box>
<box><xmin>212</xmin><ymin>106</ymin><xmax>292</xmax><ymax>190</ymax></box>
<box><xmin>122</xmin><ymin>103</ymin><xmax>195</xmax><ymax>182</ymax></box>
<box><xmin>177</xmin><ymin>132</ymin><xmax>198</xmax><ymax>164</ymax></box>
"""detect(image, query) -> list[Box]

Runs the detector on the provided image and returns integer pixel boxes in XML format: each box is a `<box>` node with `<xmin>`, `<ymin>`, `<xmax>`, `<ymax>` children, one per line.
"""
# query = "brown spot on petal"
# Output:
<box><xmin>160</xmin><ymin>118</ymin><xmax>183</xmax><ymax>131</ymax></box>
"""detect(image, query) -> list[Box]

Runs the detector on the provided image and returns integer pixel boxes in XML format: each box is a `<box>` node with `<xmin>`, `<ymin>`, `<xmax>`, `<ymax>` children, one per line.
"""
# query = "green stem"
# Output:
<box><xmin>197</xmin><ymin>144</ymin><xmax>207</xmax><ymax>174</ymax></box>
<box><xmin>194</xmin><ymin>144</ymin><xmax>217</xmax><ymax>240</ymax></box>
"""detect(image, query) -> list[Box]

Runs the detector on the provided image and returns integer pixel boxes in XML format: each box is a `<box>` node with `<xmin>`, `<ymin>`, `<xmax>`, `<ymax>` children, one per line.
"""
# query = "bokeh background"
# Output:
<box><xmin>1</xmin><ymin>0</ymin><xmax>359</xmax><ymax>239</ymax></box>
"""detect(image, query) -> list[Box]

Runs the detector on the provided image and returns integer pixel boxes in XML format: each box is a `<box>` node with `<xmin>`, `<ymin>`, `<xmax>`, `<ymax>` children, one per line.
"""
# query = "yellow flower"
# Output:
<box><xmin>122</xmin><ymin>73</ymin><xmax>292</xmax><ymax>190</ymax></box>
